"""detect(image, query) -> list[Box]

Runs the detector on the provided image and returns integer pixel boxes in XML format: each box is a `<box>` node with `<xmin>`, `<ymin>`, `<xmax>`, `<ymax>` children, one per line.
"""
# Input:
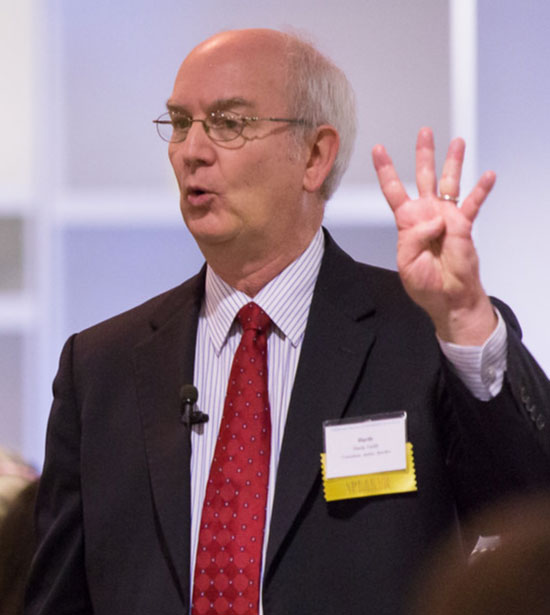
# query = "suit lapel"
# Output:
<box><xmin>265</xmin><ymin>234</ymin><xmax>378</xmax><ymax>579</ymax></box>
<box><xmin>133</xmin><ymin>271</ymin><xmax>204</xmax><ymax>606</ymax></box>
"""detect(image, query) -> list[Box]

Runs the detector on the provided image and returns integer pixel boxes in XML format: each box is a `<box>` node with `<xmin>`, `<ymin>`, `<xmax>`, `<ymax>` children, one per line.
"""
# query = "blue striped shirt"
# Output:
<box><xmin>190</xmin><ymin>228</ymin><xmax>325</xmax><ymax>600</ymax></box>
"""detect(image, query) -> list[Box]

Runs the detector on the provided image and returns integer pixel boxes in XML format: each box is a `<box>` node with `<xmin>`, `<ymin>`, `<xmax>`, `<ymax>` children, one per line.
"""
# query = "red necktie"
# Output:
<box><xmin>192</xmin><ymin>302</ymin><xmax>272</xmax><ymax>615</ymax></box>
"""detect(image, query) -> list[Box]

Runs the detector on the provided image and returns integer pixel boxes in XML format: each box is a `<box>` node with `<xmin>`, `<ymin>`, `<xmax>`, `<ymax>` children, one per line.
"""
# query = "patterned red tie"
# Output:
<box><xmin>192</xmin><ymin>302</ymin><xmax>272</xmax><ymax>615</ymax></box>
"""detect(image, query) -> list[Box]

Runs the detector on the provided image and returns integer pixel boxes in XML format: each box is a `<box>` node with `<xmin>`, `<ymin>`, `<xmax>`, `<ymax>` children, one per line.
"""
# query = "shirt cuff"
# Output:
<box><xmin>438</xmin><ymin>309</ymin><xmax>507</xmax><ymax>401</ymax></box>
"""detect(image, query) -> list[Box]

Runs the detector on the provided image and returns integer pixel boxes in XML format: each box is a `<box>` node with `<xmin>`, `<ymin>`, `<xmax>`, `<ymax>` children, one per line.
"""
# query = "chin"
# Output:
<box><xmin>186</xmin><ymin>221</ymin><xmax>239</xmax><ymax>248</ymax></box>
<box><xmin>181</xmin><ymin>206</ymin><xmax>245</xmax><ymax>250</ymax></box>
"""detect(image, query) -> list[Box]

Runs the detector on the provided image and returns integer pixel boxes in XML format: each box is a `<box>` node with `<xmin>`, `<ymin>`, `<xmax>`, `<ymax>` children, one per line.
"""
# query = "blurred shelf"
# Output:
<box><xmin>324</xmin><ymin>183</ymin><xmax>413</xmax><ymax>226</ymax></box>
<box><xmin>54</xmin><ymin>188</ymin><xmax>183</xmax><ymax>227</ymax></box>
<box><xmin>0</xmin><ymin>188</ymin><xmax>33</xmax><ymax>214</ymax></box>
<box><xmin>0</xmin><ymin>293</ymin><xmax>35</xmax><ymax>333</ymax></box>
<box><xmin>52</xmin><ymin>184</ymin><xmax>406</xmax><ymax>228</ymax></box>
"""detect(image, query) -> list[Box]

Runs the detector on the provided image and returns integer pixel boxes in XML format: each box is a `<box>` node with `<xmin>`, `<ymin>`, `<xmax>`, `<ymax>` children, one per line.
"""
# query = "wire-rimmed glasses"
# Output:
<box><xmin>153</xmin><ymin>110</ymin><xmax>308</xmax><ymax>143</ymax></box>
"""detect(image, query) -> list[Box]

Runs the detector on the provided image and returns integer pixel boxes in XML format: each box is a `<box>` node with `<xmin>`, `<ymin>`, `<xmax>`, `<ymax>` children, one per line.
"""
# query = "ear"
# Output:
<box><xmin>302</xmin><ymin>125</ymin><xmax>340</xmax><ymax>194</ymax></box>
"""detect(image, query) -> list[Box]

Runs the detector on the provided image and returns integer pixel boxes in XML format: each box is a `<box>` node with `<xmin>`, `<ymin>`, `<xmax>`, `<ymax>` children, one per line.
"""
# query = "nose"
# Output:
<box><xmin>170</xmin><ymin>119</ymin><xmax>216</xmax><ymax>172</ymax></box>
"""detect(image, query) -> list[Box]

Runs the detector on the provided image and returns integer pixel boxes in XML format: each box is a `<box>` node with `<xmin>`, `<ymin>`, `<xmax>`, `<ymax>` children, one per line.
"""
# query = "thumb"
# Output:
<box><xmin>402</xmin><ymin>216</ymin><xmax>445</xmax><ymax>251</ymax></box>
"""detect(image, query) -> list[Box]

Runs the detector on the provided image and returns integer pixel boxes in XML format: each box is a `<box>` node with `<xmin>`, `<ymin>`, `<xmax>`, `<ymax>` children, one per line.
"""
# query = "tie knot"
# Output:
<box><xmin>237</xmin><ymin>302</ymin><xmax>271</xmax><ymax>333</ymax></box>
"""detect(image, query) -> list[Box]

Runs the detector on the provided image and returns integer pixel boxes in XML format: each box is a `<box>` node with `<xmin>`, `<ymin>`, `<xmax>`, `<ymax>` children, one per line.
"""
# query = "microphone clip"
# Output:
<box><xmin>180</xmin><ymin>384</ymin><xmax>209</xmax><ymax>427</ymax></box>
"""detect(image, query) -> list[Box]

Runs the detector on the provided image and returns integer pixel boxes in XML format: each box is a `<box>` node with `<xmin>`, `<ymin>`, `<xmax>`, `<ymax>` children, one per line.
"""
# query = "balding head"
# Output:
<box><xmin>180</xmin><ymin>28</ymin><xmax>356</xmax><ymax>200</ymax></box>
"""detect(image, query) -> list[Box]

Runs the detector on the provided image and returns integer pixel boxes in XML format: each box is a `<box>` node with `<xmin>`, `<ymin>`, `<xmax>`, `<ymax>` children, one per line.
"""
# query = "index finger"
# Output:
<box><xmin>372</xmin><ymin>144</ymin><xmax>409</xmax><ymax>213</ymax></box>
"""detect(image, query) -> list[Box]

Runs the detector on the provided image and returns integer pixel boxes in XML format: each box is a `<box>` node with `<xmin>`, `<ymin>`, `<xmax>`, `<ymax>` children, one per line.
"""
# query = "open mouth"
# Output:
<box><xmin>186</xmin><ymin>187</ymin><xmax>215</xmax><ymax>206</ymax></box>
<box><xmin>188</xmin><ymin>188</ymin><xmax>207</xmax><ymax>198</ymax></box>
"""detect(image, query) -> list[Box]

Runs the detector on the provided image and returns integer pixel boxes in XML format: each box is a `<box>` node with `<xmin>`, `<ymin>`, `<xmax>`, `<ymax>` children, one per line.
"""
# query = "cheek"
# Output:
<box><xmin>245</xmin><ymin>146</ymin><xmax>301</xmax><ymax>189</ymax></box>
<box><xmin>222</xmin><ymin>136</ymin><xmax>307</xmax><ymax>205</ymax></box>
<box><xmin>220</xmin><ymin>155</ymin><xmax>269</xmax><ymax>194</ymax></box>
<box><xmin>168</xmin><ymin>147</ymin><xmax>181</xmax><ymax>181</ymax></box>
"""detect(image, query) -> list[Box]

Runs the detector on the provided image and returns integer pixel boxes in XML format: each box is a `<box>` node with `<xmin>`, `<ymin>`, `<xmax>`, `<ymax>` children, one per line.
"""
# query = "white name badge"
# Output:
<box><xmin>323</xmin><ymin>412</ymin><xmax>407</xmax><ymax>479</ymax></box>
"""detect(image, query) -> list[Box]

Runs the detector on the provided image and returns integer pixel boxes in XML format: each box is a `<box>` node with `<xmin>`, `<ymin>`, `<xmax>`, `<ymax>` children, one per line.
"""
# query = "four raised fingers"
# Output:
<box><xmin>374</xmin><ymin>128</ymin><xmax>494</xmax><ymax>218</ymax></box>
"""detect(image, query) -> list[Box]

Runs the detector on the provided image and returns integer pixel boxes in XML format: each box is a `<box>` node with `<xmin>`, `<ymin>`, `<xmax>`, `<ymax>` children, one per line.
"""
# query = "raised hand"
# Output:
<box><xmin>372</xmin><ymin>127</ymin><xmax>497</xmax><ymax>345</ymax></box>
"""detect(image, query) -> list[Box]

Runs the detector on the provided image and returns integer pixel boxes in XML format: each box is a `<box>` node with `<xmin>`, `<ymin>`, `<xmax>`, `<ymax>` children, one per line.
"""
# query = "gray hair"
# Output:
<box><xmin>283</xmin><ymin>33</ymin><xmax>357</xmax><ymax>201</ymax></box>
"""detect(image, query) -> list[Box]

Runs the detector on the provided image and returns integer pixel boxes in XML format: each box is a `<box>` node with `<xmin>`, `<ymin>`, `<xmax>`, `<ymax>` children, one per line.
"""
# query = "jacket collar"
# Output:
<box><xmin>132</xmin><ymin>268</ymin><xmax>205</xmax><ymax>607</ymax></box>
<box><xmin>264</xmin><ymin>230</ymin><xmax>378</xmax><ymax>582</ymax></box>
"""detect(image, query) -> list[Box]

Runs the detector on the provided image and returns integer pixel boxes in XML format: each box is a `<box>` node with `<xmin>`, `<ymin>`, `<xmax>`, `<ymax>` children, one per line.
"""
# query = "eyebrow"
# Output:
<box><xmin>165</xmin><ymin>97</ymin><xmax>256</xmax><ymax>115</ymax></box>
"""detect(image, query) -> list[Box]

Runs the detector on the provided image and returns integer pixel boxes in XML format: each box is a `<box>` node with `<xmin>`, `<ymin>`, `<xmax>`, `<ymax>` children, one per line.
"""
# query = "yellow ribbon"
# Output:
<box><xmin>321</xmin><ymin>442</ymin><xmax>417</xmax><ymax>501</ymax></box>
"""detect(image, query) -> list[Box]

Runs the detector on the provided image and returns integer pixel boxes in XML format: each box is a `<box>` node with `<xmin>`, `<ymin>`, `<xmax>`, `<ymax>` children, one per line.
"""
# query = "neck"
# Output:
<box><xmin>204</xmin><ymin>226</ymin><xmax>321</xmax><ymax>297</ymax></box>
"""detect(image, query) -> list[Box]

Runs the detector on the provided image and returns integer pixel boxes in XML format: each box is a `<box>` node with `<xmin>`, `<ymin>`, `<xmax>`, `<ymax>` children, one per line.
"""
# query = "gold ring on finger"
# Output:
<box><xmin>438</xmin><ymin>193</ymin><xmax>459</xmax><ymax>204</ymax></box>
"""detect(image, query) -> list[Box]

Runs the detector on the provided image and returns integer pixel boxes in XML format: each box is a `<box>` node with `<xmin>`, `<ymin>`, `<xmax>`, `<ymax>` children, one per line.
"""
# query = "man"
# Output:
<box><xmin>25</xmin><ymin>29</ymin><xmax>550</xmax><ymax>615</ymax></box>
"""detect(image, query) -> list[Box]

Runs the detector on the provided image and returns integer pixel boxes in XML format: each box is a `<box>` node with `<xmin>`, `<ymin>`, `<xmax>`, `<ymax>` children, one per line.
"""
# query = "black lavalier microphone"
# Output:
<box><xmin>180</xmin><ymin>384</ymin><xmax>209</xmax><ymax>426</ymax></box>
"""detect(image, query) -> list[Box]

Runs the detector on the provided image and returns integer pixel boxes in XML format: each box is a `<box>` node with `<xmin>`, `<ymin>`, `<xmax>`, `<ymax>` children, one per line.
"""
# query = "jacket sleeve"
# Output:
<box><xmin>439</xmin><ymin>298</ymin><xmax>550</xmax><ymax>522</ymax></box>
<box><xmin>25</xmin><ymin>335</ymin><xmax>93</xmax><ymax>615</ymax></box>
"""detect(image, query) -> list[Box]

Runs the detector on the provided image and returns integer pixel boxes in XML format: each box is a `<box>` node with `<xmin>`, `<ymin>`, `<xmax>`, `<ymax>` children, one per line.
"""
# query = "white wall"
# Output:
<box><xmin>476</xmin><ymin>0</ymin><xmax>550</xmax><ymax>369</ymax></box>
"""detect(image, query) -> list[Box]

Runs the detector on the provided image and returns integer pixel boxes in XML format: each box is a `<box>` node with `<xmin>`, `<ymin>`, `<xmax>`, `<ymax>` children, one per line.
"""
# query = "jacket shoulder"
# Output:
<box><xmin>71</xmin><ymin>270</ymin><xmax>204</xmax><ymax>356</ymax></box>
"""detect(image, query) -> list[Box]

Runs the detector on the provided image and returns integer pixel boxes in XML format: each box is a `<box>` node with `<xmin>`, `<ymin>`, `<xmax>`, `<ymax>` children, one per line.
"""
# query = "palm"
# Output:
<box><xmin>395</xmin><ymin>194</ymin><xmax>475</xmax><ymax>304</ymax></box>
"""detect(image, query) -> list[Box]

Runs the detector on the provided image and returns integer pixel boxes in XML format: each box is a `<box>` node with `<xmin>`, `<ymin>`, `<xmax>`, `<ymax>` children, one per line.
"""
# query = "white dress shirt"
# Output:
<box><xmin>190</xmin><ymin>229</ymin><xmax>325</xmax><ymax>601</ymax></box>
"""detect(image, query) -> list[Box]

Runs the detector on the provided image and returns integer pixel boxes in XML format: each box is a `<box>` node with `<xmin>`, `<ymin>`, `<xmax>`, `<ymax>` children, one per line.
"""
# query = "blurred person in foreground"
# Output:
<box><xmin>0</xmin><ymin>447</ymin><xmax>38</xmax><ymax>615</ymax></box>
<box><xmin>25</xmin><ymin>28</ymin><xmax>550</xmax><ymax>615</ymax></box>
<box><xmin>0</xmin><ymin>480</ymin><xmax>38</xmax><ymax>615</ymax></box>
<box><xmin>411</xmin><ymin>493</ymin><xmax>550</xmax><ymax>615</ymax></box>
<box><xmin>0</xmin><ymin>447</ymin><xmax>37</xmax><ymax>521</ymax></box>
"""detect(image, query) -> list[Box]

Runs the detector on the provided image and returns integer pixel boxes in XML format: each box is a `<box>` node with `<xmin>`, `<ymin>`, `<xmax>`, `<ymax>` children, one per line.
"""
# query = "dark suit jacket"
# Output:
<box><xmin>26</xmin><ymin>232</ymin><xmax>550</xmax><ymax>615</ymax></box>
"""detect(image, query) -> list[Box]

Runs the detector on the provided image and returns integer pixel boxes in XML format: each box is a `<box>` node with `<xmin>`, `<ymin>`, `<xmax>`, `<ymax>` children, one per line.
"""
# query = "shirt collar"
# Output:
<box><xmin>203</xmin><ymin>228</ymin><xmax>325</xmax><ymax>354</ymax></box>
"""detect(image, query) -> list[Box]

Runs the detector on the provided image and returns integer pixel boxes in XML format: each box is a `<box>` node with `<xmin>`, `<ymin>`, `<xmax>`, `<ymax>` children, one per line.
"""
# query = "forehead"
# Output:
<box><xmin>170</xmin><ymin>31</ymin><xmax>289</xmax><ymax>112</ymax></box>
